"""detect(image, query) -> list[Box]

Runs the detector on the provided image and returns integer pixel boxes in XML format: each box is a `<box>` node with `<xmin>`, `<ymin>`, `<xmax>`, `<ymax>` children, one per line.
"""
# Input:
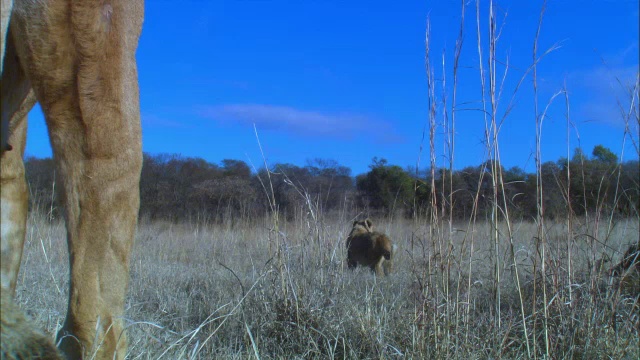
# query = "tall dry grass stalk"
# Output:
<box><xmin>421</xmin><ymin>0</ymin><xmax>638</xmax><ymax>358</ymax></box>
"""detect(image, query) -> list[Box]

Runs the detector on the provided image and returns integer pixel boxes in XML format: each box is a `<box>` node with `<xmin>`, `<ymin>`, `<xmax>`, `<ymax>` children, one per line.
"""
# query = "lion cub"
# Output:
<box><xmin>346</xmin><ymin>219</ymin><xmax>394</xmax><ymax>276</ymax></box>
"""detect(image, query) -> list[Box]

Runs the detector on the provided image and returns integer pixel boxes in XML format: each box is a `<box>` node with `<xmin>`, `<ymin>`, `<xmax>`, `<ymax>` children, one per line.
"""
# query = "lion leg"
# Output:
<box><xmin>382</xmin><ymin>259</ymin><xmax>392</xmax><ymax>276</ymax></box>
<box><xmin>10</xmin><ymin>1</ymin><xmax>143</xmax><ymax>358</ymax></box>
<box><xmin>373</xmin><ymin>258</ymin><xmax>385</xmax><ymax>277</ymax></box>
<box><xmin>1</xmin><ymin>28</ymin><xmax>36</xmax><ymax>293</ymax></box>
<box><xmin>347</xmin><ymin>252</ymin><xmax>357</xmax><ymax>269</ymax></box>
<box><xmin>0</xmin><ymin>96</ymin><xmax>30</xmax><ymax>294</ymax></box>
<box><xmin>1</xmin><ymin>5</ymin><xmax>59</xmax><ymax>358</ymax></box>
<box><xmin>0</xmin><ymin>29</ymin><xmax>57</xmax><ymax>358</ymax></box>
<box><xmin>1</xmin><ymin>0</ymin><xmax>12</xmax><ymax>75</ymax></box>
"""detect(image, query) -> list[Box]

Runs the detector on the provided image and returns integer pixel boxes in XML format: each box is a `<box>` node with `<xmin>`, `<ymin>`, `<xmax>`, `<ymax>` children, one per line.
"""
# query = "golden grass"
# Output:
<box><xmin>15</xmin><ymin>211</ymin><xmax>639</xmax><ymax>359</ymax></box>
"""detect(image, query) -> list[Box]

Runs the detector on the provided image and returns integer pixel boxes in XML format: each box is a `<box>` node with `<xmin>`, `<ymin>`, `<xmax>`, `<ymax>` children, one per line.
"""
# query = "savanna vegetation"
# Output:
<box><xmin>18</xmin><ymin>135</ymin><xmax>640</xmax><ymax>359</ymax></box>
<box><xmin>24</xmin><ymin>144</ymin><xmax>639</xmax><ymax>224</ymax></box>
<box><xmin>15</xmin><ymin>0</ymin><xmax>639</xmax><ymax>359</ymax></box>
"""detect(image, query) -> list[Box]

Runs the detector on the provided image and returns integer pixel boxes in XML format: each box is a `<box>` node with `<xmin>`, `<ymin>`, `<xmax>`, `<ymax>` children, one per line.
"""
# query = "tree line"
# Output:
<box><xmin>24</xmin><ymin>145</ymin><xmax>638</xmax><ymax>223</ymax></box>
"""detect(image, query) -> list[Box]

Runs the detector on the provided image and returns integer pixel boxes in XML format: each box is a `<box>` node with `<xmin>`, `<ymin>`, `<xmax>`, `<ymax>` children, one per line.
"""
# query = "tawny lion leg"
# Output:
<box><xmin>10</xmin><ymin>1</ymin><xmax>143</xmax><ymax>359</ymax></box>
<box><xmin>382</xmin><ymin>259</ymin><xmax>392</xmax><ymax>276</ymax></box>
<box><xmin>0</xmin><ymin>0</ymin><xmax>13</xmax><ymax>74</ymax></box>
<box><xmin>373</xmin><ymin>258</ymin><xmax>385</xmax><ymax>277</ymax></box>
<box><xmin>1</xmin><ymin>29</ymin><xmax>36</xmax><ymax>293</ymax></box>
<box><xmin>0</xmin><ymin>101</ymin><xmax>31</xmax><ymax>293</ymax></box>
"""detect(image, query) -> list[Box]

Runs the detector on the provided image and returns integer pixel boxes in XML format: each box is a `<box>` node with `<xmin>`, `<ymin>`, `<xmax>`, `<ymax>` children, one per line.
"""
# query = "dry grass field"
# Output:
<box><xmin>15</xmin><ymin>209</ymin><xmax>639</xmax><ymax>359</ymax></box>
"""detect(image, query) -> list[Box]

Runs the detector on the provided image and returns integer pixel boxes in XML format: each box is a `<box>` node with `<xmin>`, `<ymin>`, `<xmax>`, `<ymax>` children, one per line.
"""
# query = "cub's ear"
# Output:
<box><xmin>365</xmin><ymin>218</ymin><xmax>373</xmax><ymax>231</ymax></box>
<box><xmin>353</xmin><ymin>220</ymin><xmax>359</xmax><ymax>227</ymax></box>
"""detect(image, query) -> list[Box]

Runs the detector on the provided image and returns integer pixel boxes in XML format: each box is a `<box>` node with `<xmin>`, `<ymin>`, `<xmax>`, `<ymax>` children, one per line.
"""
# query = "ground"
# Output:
<box><xmin>16</xmin><ymin>212</ymin><xmax>640</xmax><ymax>359</ymax></box>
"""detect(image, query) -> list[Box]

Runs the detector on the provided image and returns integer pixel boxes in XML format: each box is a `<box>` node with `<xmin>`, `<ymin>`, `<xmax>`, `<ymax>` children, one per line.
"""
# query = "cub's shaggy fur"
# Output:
<box><xmin>346</xmin><ymin>219</ymin><xmax>394</xmax><ymax>276</ymax></box>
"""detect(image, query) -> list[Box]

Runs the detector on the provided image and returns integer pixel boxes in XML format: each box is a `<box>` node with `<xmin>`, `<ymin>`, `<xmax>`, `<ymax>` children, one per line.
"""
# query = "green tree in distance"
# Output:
<box><xmin>592</xmin><ymin>144</ymin><xmax>618</xmax><ymax>164</ymax></box>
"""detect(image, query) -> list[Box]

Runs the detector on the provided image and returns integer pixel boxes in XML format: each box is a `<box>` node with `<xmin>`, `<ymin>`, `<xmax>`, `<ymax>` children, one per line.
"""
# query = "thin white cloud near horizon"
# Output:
<box><xmin>569</xmin><ymin>64</ymin><xmax>638</xmax><ymax>127</ymax></box>
<box><xmin>197</xmin><ymin>104</ymin><xmax>405</xmax><ymax>143</ymax></box>
<box><xmin>141</xmin><ymin>113</ymin><xmax>186</xmax><ymax>129</ymax></box>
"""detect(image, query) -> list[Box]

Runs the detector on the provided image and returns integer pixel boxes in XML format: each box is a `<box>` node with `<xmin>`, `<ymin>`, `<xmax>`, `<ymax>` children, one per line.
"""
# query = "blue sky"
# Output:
<box><xmin>25</xmin><ymin>0</ymin><xmax>639</xmax><ymax>176</ymax></box>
